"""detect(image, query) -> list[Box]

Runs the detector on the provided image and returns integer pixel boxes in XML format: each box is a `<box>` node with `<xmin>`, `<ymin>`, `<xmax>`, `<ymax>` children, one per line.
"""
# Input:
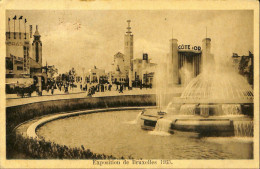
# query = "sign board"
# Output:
<box><xmin>178</xmin><ymin>44</ymin><xmax>201</xmax><ymax>51</ymax></box>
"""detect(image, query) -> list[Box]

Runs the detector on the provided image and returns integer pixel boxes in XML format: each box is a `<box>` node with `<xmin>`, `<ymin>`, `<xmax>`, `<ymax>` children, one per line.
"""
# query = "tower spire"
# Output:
<box><xmin>206</xmin><ymin>26</ymin><xmax>207</xmax><ymax>39</ymax></box>
<box><xmin>34</xmin><ymin>25</ymin><xmax>40</xmax><ymax>36</ymax></box>
<box><xmin>206</xmin><ymin>26</ymin><xmax>207</xmax><ymax>48</ymax></box>
<box><xmin>126</xmin><ymin>20</ymin><xmax>132</xmax><ymax>34</ymax></box>
<box><xmin>172</xmin><ymin>27</ymin><xmax>173</xmax><ymax>39</ymax></box>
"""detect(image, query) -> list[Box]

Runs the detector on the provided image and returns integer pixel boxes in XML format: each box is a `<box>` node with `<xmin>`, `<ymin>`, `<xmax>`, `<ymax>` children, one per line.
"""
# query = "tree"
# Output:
<box><xmin>61</xmin><ymin>73</ymin><xmax>69</xmax><ymax>82</ymax></box>
<box><xmin>68</xmin><ymin>67</ymin><xmax>76</xmax><ymax>83</ymax></box>
<box><xmin>238</xmin><ymin>53</ymin><xmax>254</xmax><ymax>86</ymax></box>
<box><xmin>238</xmin><ymin>56</ymin><xmax>249</xmax><ymax>76</ymax></box>
<box><xmin>47</xmin><ymin>65</ymin><xmax>58</xmax><ymax>79</ymax></box>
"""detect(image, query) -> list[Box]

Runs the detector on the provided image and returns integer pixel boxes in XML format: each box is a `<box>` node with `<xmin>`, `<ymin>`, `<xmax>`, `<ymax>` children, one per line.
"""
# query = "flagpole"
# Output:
<box><xmin>8</xmin><ymin>18</ymin><xmax>10</xmax><ymax>38</ymax></box>
<box><xmin>206</xmin><ymin>26</ymin><xmax>207</xmax><ymax>39</ymax></box>
<box><xmin>13</xmin><ymin>17</ymin><xmax>15</xmax><ymax>39</ymax></box>
<box><xmin>24</xmin><ymin>18</ymin><xmax>27</xmax><ymax>39</ymax></box>
<box><xmin>19</xmin><ymin>18</ymin><xmax>21</xmax><ymax>39</ymax></box>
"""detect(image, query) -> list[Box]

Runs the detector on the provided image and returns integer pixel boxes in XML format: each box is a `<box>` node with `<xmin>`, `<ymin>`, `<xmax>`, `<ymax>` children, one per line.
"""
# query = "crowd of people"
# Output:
<box><xmin>82</xmin><ymin>83</ymin><xmax>113</xmax><ymax>96</ymax></box>
<box><xmin>45</xmin><ymin>81</ymin><xmax>74</xmax><ymax>95</ymax></box>
<box><xmin>10</xmin><ymin>78</ymin><xmax>153</xmax><ymax>98</ymax></box>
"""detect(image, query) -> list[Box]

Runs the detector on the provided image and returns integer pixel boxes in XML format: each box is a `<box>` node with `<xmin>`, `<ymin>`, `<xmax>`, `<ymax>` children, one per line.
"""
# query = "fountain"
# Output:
<box><xmin>141</xmin><ymin>69</ymin><xmax>254</xmax><ymax>136</ymax></box>
<box><xmin>140</xmin><ymin>38</ymin><xmax>254</xmax><ymax>137</ymax></box>
<box><xmin>148</xmin><ymin>118</ymin><xmax>172</xmax><ymax>136</ymax></box>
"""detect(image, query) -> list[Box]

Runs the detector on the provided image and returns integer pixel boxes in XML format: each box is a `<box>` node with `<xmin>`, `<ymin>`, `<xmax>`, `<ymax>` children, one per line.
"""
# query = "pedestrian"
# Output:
<box><xmin>64</xmin><ymin>84</ymin><xmax>68</xmax><ymax>93</ymax></box>
<box><xmin>101</xmin><ymin>84</ymin><xmax>104</xmax><ymax>92</ymax></box>
<box><xmin>51</xmin><ymin>85</ymin><xmax>54</xmax><ymax>95</ymax></box>
<box><xmin>108</xmin><ymin>84</ymin><xmax>112</xmax><ymax>91</ymax></box>
<box><xmin>66</xmin><ymin>85</ymin><xmax>69</xmax><ymax>93</ymax></box>
<box><xmin>119</xmin><ymin>83</ymin><xmax>123</xmax><ymax>93</ymax></box>
<box><xmin>46</xmin><ymin>85</ymin><xmax>50</xmax><ymax>93</ymax></box>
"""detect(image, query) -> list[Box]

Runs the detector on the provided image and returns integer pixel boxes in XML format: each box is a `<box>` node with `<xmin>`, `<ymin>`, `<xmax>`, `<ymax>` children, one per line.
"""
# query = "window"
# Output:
<box><xmin>6</xmin><ymin>57</ymin><xmax>13</xmax><ymax>70</ymax></box>
<box><xmin>36</xmin><ymin>42</ymin><xmax>39</xmax><ymax>62</ymax></box>
<box><xmin>17</xmin><ymin>66</ymin><xmax>23</xmax><ymax>70</ymax></box>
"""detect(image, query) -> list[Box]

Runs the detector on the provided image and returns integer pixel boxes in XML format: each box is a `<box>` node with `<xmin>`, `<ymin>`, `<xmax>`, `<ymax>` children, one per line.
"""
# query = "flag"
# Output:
<box><xmin>24</xmin><ymin>18</ymin><xmax>27</xmax><ymax>23</ymax></box>
<box><xmin>19</xmin><ymin>16</ymin><xmax>23</xmax><ymax>20</ymax></box>
<box><xmin>13</xmin><ymin>15</ymin><xmax>16</xmax><ymax>20</ymax></box>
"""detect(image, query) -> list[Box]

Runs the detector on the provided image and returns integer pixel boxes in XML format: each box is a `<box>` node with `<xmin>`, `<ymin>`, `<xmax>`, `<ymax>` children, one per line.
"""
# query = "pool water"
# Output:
<box><xmin>37</xmin><ymin>110</ymin><xmax>253</xmax><ymax>159</ymax></box>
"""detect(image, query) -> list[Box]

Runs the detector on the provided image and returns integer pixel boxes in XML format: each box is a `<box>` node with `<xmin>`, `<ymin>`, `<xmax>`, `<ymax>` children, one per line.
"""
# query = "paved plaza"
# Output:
<box><xmin>6</xmin><ymin>87</ymin><xmax>156</xmax><ymax>107</ymax></box>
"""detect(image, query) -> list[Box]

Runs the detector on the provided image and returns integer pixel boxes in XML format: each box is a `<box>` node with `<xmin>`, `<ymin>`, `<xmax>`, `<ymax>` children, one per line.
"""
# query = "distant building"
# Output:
<box><xmin>86</xmin><ymin>66</ymin><xmax>107</xmax><ymax>83</ymax></box>
<box><xmin>232</xmin><ymin>52</ymin><xmax>253</xmax><ymax>71</ymax></box>
<box><xmin>133</xmin><ymin>58</ymin><xmax>143</xmax><ymax>82</ymax></box>
<box><xmin>232</xmin><ymin>53</ymin><xmax>241</xmax><ymax>70</ymax></box>
<box><xmin>232</xmin><ymin>51</ymin><xmax>254</xmax><ymax>85</ymax></box>
<box><xmin>6</xmin><ymin>32</ymin><xmax>30</xmax><ymax>78</ymax></box>
<box><xmin>167</xmin><ymin>38</ymin><xmax>213</xmax><ymax>85</ymax></box>
<box><xmin>112</xmin><ymin>52</ymin><xmax>127</xmax><ymax>83</ymax></box>
<box><xmin>133</xmin><ymin>53</ymin><xmax>157</xmax><ymax>87</ymax></box>
<box><xmin>111</xmin><ymin>20</ymin><xmax>134</xmax><ymax>86</ymax></box>
<box><xmin>5</xmin><ymin>25</ymin><xmax>47</xmax><ymax>91</ymax></box>
<box><xmin>124</xmin><ymin>20</ymin><xmax>134</xmax><ymax>75</ymax></box>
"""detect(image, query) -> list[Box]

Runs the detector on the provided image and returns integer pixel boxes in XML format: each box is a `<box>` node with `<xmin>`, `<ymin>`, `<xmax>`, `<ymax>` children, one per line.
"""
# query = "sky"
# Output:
<box><xmin>6</xmin><ymin>10</ymin><xmax>254</xmax><ymax>74</ymax></box>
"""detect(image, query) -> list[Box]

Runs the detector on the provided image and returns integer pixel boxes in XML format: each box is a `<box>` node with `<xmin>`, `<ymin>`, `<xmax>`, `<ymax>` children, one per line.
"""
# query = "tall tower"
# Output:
<box><xmin>201</xmin><ymin>38</ymin><xmax>212</xmax><ymax>72</ymax></box>
<box><xmin>168</xmin><ymin>38</ymin><xmax>179</xmax><ymax>85</ymax></box>
<box><xmin>32</xmin><ymin>25</ymin><xmax>42</xmax><ymax>66</ymax></box>
<box><xmin>23</xmin><ymin>40</ymin><xmax>30</xmax><ymax>74</ymax></box>
<box><xmin>124</xmin><ymin>20</ymin><xmax>134</xmax><ymax>76</ymax></box>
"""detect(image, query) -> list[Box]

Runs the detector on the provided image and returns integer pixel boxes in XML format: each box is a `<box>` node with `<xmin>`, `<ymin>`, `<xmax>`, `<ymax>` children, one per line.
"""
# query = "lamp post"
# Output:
<box><xmin>82</xmin><ymin>68</ymin><xmax>85</xmax><ymax>90</ymax></box>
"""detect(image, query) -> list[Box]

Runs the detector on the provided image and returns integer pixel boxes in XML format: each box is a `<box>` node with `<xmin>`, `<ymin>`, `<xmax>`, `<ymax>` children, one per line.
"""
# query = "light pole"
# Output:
<box><xmin>82</xmin><ymin>68</ymin><xmax>85</xmax><ymax>90</ymax></box>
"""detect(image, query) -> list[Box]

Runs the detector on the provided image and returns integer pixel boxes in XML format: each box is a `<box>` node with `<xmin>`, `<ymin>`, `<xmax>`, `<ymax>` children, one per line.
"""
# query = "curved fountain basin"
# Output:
<box><xmin>141</xmin><ymin>116</ymin><xmax>233</xmax><ymax>135</ymax></box>
<box><xmin>15</xmin><ymin>108</ymin><xmax>254</xmax><ymax>159</ymax></box>
<box><xmin>141</xmin><ymin>114</ymin><xmax>253</xmax><ymax>137</ymax></box>
<box><xmin>172</xmin><ymin>118</ymin><xmax>234</xmax><ymax>136</ymax></box>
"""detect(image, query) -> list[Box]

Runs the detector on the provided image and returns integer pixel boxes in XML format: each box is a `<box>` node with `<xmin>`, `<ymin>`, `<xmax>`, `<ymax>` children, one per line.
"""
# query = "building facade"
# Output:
<box><xmin>124</xmin><ymin>20</ymin><xmax>134</xmax><ymax>75</ymax></box>
<box><xmin>5</xmin><ymin>25</ymin><xmax>47</xmax><ymax>93</ymax></box>
<box><xmin>86</xmin><ymin>66</ymin><xmax>107</xmax><ymax>84</ymax></box>
<box><xmin>133</xmin><ymin>53</ymin><xmax>157</xmax><ymax>87</ymax></box>
<box><xmin>6</xmin><ymin>32</ymin><xmax>30</xmax><ymax>77</ymax></box>
<box><xmin>112</xmin><ymin>52</ymin><xmax>127</xmax><ymax>83</ymax></box>
<box><xmin>110</xmin><ymin>20</ymin><xmax>134</xmax><ymax>85</ymax></box>
<box><xmin>232</xmin><ymin>51</ymin><xmax>254</xmax><ymax>85</ymax></box>
<box><xmin>167</xmin><ymin>38</ymin><xmax>212</xmax><ymax>85</ymax></box>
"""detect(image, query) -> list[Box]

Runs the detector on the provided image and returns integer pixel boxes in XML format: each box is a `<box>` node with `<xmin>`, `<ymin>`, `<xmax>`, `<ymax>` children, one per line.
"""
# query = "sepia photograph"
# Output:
<box><xmin>0</xmin><ymin>0</ymin><xmax>259</xmax><ymax>168</ymax></box>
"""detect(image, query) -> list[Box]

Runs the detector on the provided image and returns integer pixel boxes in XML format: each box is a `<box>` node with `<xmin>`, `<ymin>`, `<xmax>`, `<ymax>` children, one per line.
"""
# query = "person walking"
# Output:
<box><xmin>46</xmin><ymin>85</ymin><xmax>50</xmax><ymax>93</ymax></box>
<box><xmin>85</xmin><ymin>83</ymin><xmax>88</xmax><ymax>92</ymax></box>
<box><xmin>51</xmin><ymin>85</ymin><xmax>54</xmax><ymax>95</ymax></box>
<box><xmin>101</xmin><ymin>84</ymin><xmax>104</xmax><ymax>92</ymax></box>
<box><xmin>119</xmin><ymin>83</ymin><xmax>123</xmax><ymax>93</ymax></box>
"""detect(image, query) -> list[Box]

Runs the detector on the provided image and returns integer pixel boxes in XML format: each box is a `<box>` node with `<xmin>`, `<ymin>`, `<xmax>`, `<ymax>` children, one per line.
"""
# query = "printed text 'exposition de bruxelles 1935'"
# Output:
<box><xmin>93</xmin><ymin>159</ymin><xmax>174</xmax><ymax>166</ymax></box>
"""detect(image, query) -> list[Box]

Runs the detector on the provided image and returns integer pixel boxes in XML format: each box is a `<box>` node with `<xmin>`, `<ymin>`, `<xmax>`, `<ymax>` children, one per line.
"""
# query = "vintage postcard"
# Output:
<box><xmin>0</xmin><ymin>0</ymin><xmax>259</xmax><ymax>168</ymax></box>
